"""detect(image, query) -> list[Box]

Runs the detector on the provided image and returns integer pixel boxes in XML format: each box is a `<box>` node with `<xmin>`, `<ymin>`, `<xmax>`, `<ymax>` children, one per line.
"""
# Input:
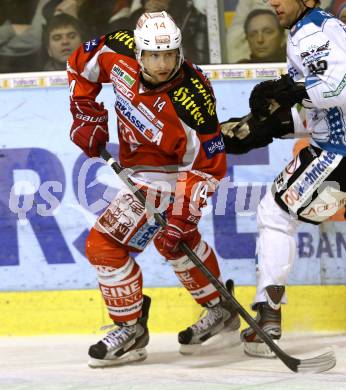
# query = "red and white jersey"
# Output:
<box><xmin>67</xmin><ymin>30</ymin><xmax>226</xmax><ymax>199</ymax></box>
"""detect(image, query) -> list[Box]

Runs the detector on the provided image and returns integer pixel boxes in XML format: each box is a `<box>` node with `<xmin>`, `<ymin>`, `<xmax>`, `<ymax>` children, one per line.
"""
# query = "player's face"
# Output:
<box><xmin>269</xmin><ymin>0</ymin><xmax>307</xmax><ymax>28</ymax></box>
<box><xmin>246</xmin><ymin>14</ymin><xmax>284</xmax><ymax>59</ymax></box>
<box><xmin>48</xmin><ymin>26</ymin><xmax>81</xmax><ymax>63</ymax></box>
<box><xmin>141</xmin><ymin>50</ymin><xmax>179</xmax><ymax>84</ymax></box>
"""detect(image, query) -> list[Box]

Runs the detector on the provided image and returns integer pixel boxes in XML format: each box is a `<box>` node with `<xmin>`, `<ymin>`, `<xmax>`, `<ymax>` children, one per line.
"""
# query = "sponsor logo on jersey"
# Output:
<box><xmin>100</xmin><ymin>280</ymin><xmax>141</xmax><ymax>298</ymax></box>
<box><xmin>137</xmin><ymin>102</ymin><xmax>156</xmax><ymax>121</ymax></box>
<box><xmin>115</xmin><ymin>94</ymin><xmax>161</xmax><ymax>141</ymax></box>
<box><xmin>136</xmin><ymin>102</ymin><xmax>164</xmax><ymax>129</ymax></box>
<box><xmin>281</xmin><ymin>151</ymin><xmax>342</xmax><ymax>211</ymax></box>
<box><xmin>119</xmin><ymin>59</ymin><xmax>137</xmax><ymax>74</ymax></box>
<box><xmin>190</xmin><ymin>77</ymin><xmax>216</xmax><ymax>116</ymax></box>
<box><xmin>275</xmin><ymin>155</ymin><xmax>301</xmax><ymax>192</ymax></box>
<box><xmin>172</xmin><ymin>74</ymin><xmax>217</xmax><ymax>127</ymax></box>
<box><xmin>111</xmin><ymin>65</ymin><xmax>135</xmax><ymax>88</ymax></box>
<box><xmin>112</xmin><ymin>79</ymin><xmax>135</xmax><ymax>100</ymax></box>
<box><xmin>202</xmin><ymin>134</ymin><xmax>225</xmax><ymax>159</ymax></box>
<box><xmin>128</xmin><ymin>219</ymin><xmax>161</xmax><ymax>250</ymax></box>
<box><xmin>300</xmin><ymin>196</ymin><xmax>346</xmax><ymax>221</ymax></box>
<box><xmin>323</xmin><ymin>73</ymin><xmax>346</xmax><ymax>98</ymax></box>
<box><xmin>153</xmin><ymin>118</ymin><xmax>164</xmax><ymax>129</ymax></box>
<box><xmin>173</xmin><ymin>87</ymin><xmax>206</xmax><ymax>126</ymax></box>
<box><xmin>98</xmin><ymin>189</ymin><xmax>145</xmax><ymax>243</ymax></box>
<box><xmin>300</xmin><ymin>41</ymin><xmax>330</xmax><ymax>66</ymax></box>
<box><xmin>286</xmin><ymin>156</ymin><xmax>301</xmax><ymax>174</ymax></box>
<box><xmin>83</xmin><ymin>38</ymin><xmax>100</xmax><ymax>52</ymax></box>
<box><xmin>106</xmin><ymin>31</ymin><xmax>134</xmax><ymax>50</ymax></box>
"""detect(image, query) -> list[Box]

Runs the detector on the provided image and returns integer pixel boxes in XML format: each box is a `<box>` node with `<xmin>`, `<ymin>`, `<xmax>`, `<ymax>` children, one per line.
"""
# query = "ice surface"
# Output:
<box><xmin>0</xmin><ymin>333</ymin><xmax>346</xmax><ymax>390</ymax></box>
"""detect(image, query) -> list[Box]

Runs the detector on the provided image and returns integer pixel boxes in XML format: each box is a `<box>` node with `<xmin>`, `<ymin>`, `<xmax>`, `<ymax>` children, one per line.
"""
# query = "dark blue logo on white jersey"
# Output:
<box><xmin>202</xmin><ymin>135</ymin><xmax>225</xmax><ymax>159</ymax></box>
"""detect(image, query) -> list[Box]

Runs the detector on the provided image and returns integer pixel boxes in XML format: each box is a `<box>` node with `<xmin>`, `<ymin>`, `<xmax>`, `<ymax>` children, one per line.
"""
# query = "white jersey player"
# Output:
<box><xmin>222</xmin><ymin>0</ymin><xmax>346</xmax><ymax>358</ymax></box>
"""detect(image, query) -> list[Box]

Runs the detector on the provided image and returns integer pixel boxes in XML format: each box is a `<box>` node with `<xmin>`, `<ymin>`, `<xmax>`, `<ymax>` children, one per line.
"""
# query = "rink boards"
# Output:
<box><xmin>1</xmin><ymin>285</ymin><xmax>346</xmax><ymax>336</ymax></box>
<box><xmin>0</xmin><ymin>65</ymin><xmax>345</xmax><ymax>335</ymax></box>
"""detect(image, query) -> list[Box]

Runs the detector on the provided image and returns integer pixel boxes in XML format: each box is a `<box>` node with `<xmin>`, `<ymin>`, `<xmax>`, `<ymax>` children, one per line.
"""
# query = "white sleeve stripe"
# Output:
<box><xmin>178</xmin><ymin>119</ymin><xmax>201</xmax><ymax>170</ymax></box>
<box><xmin>80</xmin><ymin>45</ymin><xmax>114</xmax><ymax>82</ymax></box>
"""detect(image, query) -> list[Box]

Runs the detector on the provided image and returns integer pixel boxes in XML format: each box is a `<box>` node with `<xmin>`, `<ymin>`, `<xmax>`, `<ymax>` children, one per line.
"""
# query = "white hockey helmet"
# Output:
<box><xmin>134</xmin><ymin>11</ymin><xmax>184</xmax><ymax>76</ymax></box>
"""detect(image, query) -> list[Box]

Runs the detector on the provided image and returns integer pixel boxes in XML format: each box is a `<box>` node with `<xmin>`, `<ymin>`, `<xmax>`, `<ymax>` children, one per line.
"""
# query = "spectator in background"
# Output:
<box><xmin>226</xmin><ymin>0</ymin><xmax>332</xmax><ymax>63</ymax></box>
<box><xmin>0</xmin><ymin>0</ymin><xmax>88</xmax><ymax>73</ymax></box>
<box><xmin>105</xmin><ymin>0</ymin><xmax>134</xmax><ymax>33</ymax></box>
<box><xmin>42</xmin><ymin>14</ymin><xmax>82</xmax><ymax>70</ymax></box>
<box><xmin>328</xmin><ymin>0</ymin><xmax>346</xmax><ymax>23</ymax></box>
<box><xmin>129</xmin><ymin>0</ymin><xmax>171</xmax><ymax>22</ymax></box>
<box><xmin>77</xmin><ymin>0</ymin><xmax>134</xmax><ymax>38</ymax></box>
<box><xmin>169</xmin><ymin>0</ymin><xmax>209</xmax><ymax>64</ymax></box>
<box><xmin>42</xmin><ymin>0</ymin><xmax>85</xmax><ymax>21</ymax></box>
<box><xmin>237</xmin><ymin>9</ymin><xmax>286</xmax><ymax>63</ymax></box>
<box><xmin>0</xmin><ymin>0</ymin><xmax>47</xmax><ymax>72</ymax></box>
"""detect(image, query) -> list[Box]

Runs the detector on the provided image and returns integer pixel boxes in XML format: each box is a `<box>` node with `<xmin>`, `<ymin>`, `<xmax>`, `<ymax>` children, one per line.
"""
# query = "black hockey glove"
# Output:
<box><xmin>249</xmin><ymin>74</ymin><xmax>309</xmax><ymax>119</ymax></box>
<box><xmin>221</xmin><ymin>106</ymin><xmax>294</xmax><ymax>155</ymax></box>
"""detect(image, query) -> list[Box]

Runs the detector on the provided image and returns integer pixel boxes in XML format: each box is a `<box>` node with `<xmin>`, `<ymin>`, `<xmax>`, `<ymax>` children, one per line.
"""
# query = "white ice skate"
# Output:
<box><xmin>178</xmin><ymin>280</ymin><xmax>240</xmax><ymax>355</ymax></box>
<box><xmin>88</xmin><ymin>295</ymin><xmax>151</xmax><ymax>368</ymax></box>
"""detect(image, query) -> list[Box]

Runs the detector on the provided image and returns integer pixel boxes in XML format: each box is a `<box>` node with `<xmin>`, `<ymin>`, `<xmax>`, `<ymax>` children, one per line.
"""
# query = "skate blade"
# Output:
<box><xmin>179</xmin><ymin>330</ymin><xmax>241</xmax><ymax>356</ymax></box>
<box><xmin>243</xmin><ymin>341</ymin><xmax>277</xmax><ymax>359</ymax></box>
<box><xmin>88</xmin><ymin>348</ymin><xmax>147</xmax><ymax>368</ymax></box>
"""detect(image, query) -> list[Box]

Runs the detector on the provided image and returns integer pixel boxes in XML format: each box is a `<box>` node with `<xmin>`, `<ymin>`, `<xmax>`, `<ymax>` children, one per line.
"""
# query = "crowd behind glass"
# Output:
<box><xmin>0</xmin><ymin>0</ymin><xmax>343</xmax><ymax>73</ymax></box>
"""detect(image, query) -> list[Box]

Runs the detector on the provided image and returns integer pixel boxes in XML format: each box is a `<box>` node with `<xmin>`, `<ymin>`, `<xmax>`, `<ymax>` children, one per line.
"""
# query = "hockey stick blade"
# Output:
<box><xmin>180</xmin><ymin>236</ymin><xmax>336</xmax><ymax>373</ymax></box>
<box><xmin>100</xmin><ymin>147</ymin><xmax>336</xmax><ymax>373</ymax></box>
<box><xmin>295</xmin><ymin>350</ymin><xmax>336</xmax><ymax>373</ymax></box>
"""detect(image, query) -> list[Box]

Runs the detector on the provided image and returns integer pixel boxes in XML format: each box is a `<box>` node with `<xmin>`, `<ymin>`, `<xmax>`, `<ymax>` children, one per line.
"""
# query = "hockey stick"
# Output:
<box><xmin>100</xmin><ymin>147</ymin><xmax>336</xmax><ymax>373</ymax></box>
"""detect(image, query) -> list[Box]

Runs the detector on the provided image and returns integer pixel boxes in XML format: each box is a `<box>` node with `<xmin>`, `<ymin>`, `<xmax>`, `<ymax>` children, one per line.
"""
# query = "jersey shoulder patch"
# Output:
<box><xmin>105</xmin><ymin>30</ymin><xmax>136</xmax><ymax>59</ymax></box>
<box><xmin>167</xmin><ymin>62</ymin><xmax>218</xmax><ymax>134</ymax></box>
<box><xmin>291</xmin><ymin>8</ymin><xmax>334</xmax><ymax>36</ymax></box>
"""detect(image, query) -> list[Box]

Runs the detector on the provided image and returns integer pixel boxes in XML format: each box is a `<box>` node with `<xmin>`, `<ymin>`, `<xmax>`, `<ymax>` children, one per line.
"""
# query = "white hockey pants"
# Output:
<box><xmin>254</xmin><ymin>191</ymin><xmax>301</xmax><ymax>305</ymax></box>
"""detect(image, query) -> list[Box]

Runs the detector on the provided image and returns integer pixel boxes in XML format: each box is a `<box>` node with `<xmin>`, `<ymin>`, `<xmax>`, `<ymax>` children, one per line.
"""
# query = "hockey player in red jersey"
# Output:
<box><xmin>67</xmin><ymin>11</ymin><xmax>240</xmax><ymax>367</ymax></box>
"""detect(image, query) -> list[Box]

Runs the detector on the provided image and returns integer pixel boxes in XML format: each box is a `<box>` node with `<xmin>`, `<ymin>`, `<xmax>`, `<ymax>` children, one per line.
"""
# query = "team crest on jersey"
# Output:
<box><xmin>300</xmin><ymin>41</ymin><xmax>330</xmax><ymax>66</ymax></box>
<box><xmin>83</xmin><ymin>38</ymin><xmax>100</xmax><ymax>52</ymax></box>
<box><xmin>288</xmin><ymin>65</ymin><xmax>299</xmax><ymax>79</ymax></box>
<box><xmin>111</xmin><ymin>65</ymin><xmax>135</xmax><ymax>88</ymax></box>
<box><xmin>202</xmin><ymin>135</ymin><xmax>225</xmax><ymax>159</ymax></box>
